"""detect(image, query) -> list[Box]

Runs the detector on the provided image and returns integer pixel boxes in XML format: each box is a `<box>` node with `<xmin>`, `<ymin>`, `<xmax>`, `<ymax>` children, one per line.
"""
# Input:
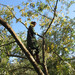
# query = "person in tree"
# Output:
<box><xmin>27</xmin><ymin>21</ymin><xmax>40</xmax><ymax>63</ymax></box>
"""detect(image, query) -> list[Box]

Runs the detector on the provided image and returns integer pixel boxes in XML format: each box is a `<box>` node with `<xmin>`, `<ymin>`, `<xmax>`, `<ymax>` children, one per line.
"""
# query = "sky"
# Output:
<box><xmin>0</xmin><ymin>0</ymin><xmax>75</xmax><ymax>62</ymax></box>
<box><xmin>0</xmin><ymin>0</ymin><xmax>75</xmax><ymax>36</ymax></box>
<box><xmin>0</xmin><ymin>0</ymin><xmax>43</xmax><ymax>36</ymax></box>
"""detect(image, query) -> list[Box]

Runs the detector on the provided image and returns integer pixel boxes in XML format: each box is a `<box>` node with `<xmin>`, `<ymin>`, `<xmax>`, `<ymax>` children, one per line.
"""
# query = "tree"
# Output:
<box><xmin>0</xmin><ymin>0</ymin><xmax>75</xmax><ymax>75</ymax></box>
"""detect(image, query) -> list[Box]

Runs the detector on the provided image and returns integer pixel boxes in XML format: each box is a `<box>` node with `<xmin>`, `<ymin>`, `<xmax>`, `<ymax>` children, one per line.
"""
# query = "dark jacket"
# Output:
<box><xmin>27</xmin><ymin>25</ymin><xmax>39</xmax><ymax>55</ymax></box>
<box><xmin>27</xmin><ymin>25</ymin><xmax>37</xmax><ymax>49</ymax></box>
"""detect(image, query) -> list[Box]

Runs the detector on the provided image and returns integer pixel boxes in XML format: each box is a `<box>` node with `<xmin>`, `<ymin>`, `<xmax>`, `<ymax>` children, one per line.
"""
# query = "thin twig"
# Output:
<box><xmin>53</xmin><ymin>51</ymin><xmax>63</xmax><ymax>61</ymax></box>
<box><xmin>49</xmin><ymin>2</ymin><xmax>53</xmax><ymax>11</ymax></box>
<box><xmin>7</xmin><ymin>53</ymin><xmax>27</xmax><ymax>59</ymax></box>
<box><xmin>38</xmin><ymin>12</ymin><xmax>51</xmax><ymax>19</ymax></box>
<box><xmin>53</xmin><ymin>51</ymin><xmax>75</xmax><ymax>62</ymax></box>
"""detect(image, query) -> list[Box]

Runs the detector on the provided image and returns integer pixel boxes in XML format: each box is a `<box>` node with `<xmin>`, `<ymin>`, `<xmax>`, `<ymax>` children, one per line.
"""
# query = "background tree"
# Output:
<box><xmin>0</xmin><ymin>0</ymin><xmax>75</xmax><ymax>75</ymax></box>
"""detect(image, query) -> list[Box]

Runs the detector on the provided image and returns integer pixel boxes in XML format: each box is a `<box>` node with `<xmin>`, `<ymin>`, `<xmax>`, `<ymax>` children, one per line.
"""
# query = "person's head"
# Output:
<box><xmin>31</xmin><ymin>21</ymin><xmax>36</xmax><ymax>27</ymax></box>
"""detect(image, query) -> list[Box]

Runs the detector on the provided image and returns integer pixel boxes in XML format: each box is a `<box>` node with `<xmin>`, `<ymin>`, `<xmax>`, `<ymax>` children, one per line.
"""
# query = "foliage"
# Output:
<box><xmin>0</xmin><ymin>0</ymin><xmax>75</xmax><ymax>75</ymax></box>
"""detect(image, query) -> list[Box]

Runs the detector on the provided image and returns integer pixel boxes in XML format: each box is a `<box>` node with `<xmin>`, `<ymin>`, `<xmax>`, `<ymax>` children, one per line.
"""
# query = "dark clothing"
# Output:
<box><xmin>27</xmin><ymin>26</ymin><xmax>39</xmax><ymax>56</ymax></box>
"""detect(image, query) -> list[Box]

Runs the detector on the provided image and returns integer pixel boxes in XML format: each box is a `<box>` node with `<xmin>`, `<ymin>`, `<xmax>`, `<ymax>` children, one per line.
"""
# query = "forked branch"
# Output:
<box><xmin>44</xmin><ymin>0</ymin><xmax>59</xmax><ymax>35</ymax></box>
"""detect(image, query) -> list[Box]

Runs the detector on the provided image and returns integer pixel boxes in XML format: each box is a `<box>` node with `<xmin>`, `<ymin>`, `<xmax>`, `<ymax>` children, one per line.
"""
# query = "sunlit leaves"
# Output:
<box><xmin>27</xmin><ymin>18</ymin><xmax>31</xmax><ymax>20</ymax></box>
<box><xmin>22</xmin><ymin>2</ymin><xmax>26</xmax><ymax>6</ymax></box>
<box><xmin>30</xmin><ymin>2</ymin><xmax>35</xmax><ymax>8</ymax></box>
<box><xmin>34</xmin><ymin>14</ymin><xmax>38</xmax><ymax>17</ymax></box>
<box><xmin>1</xmin><ymin>58</ymin><xmax>8</xmax><ymax>64</ymax></box>
<box><xmin>56</xmin><ymin>63</ymin><xmax>71</xmax><ymax>75</ymax></box>
<box><xmin>64</xmin><ymin>18</ymin><xmax>66</xmax><ymax>22</ymax></box>
<box><xmin>0</xmin><ymin>6</ymin><xmax>15</xmax><ymax>24</ymax></box>
<box><xmin>36</xmin><ymin>2</ymin><xmax>40</xmax><ymax>6</ymax></box>
<box><xmin>0</xmin><ymin>0</ymin><xmax>75</xmax><ymax>74</ymax></box>
<box><xmin>44</xmin><ymin>18</ymin><xmax>49</xmax><ymax>22</ymax></box>
<box><xmin>37</xmin><ymin>2</ymin><xmax>48</xmax><ymax>11</ymax></box>
<box><xmin>17</xmin><ymin>6</ymin><xmax>21</xmax><ymax>9</ymax></box>
<box><xmin>27</xmin><ymin>11</ymin><xmax>33</xmax><ymax>17</ymax></box>
<box><xmin>61</xmin><ymin>22</ymin><xmax>64</xmax><ymax>27</ymax></box>
<box><xmin>21</xmin><ymin>12</ymin><xmax>28</xmax><ymax>17</ymax></box>
<box><xmin>51</xmin><ymin>44</ymin><xmax>54</xmax><ymax>49</ymax></box>
<box><xmin>49</xmin><ymin>31</ymin><xmax>51</xmax><ymax>35</ymax></box>
<box><xmin>24</xmin><ymin>21</ymin><xmax>27</xmax><ymax>27</ymax></box>
<box><xmin>67</xmin><ymin>1</ymin><xmax>75</xmax><ymax>8</ymax></box>
<box><xmin>46</xmin><ymin>0</ymin><xmax>50</xmax><ymax>3</ymax></box>
<box><xmin>62</xmin><ymin>13</ymin><xmax>65</xmax><ymax>17</ymax></box>
<box><xmin>26</xmin><ymin>3</ymin><xmax>29</xmax><ymax>6</ymax></box>
<box><xmin>16</xmin><ymin>18</ymin><xmax>22</xmax><ymax>23</ymax></box>
<box><xmin>44</xmin><ymin>5</ymin><xmax>48</xmax><ymax>8</ymax></box>
<box><xmin>64</xmin><ymin>48</ymin><xmax>68</xmax><ymax>52</ymax></box>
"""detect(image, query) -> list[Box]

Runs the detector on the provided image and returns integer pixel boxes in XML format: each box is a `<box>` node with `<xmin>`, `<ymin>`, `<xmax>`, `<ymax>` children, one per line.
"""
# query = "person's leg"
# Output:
<box><xmin>35</xmin><ymin>48</ymin><xmax>40</xmax><ymax>63</ymax></box>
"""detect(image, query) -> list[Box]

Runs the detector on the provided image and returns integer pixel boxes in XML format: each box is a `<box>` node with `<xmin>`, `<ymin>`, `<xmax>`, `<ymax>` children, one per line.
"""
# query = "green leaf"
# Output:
<box><xmin>17</xmin><ymin>6</ymin><xmax>21</xmax><ymax>9</ymax></box>
<box><xmin>30</xmin><ymin>2</ymin><xmax>35</xmax><ymax>8</ymax></box>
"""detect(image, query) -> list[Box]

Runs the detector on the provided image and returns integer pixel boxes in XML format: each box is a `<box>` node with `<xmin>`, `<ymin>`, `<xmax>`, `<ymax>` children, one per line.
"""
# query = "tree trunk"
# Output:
<box><xmin>0</xmin><ymin>17</ymin><xmax>44</xmax><ymax>75</ymax></box>
<box><xmin>42</xmin><ymin>36</ymin><xmax>49</xmax><ymax>75</ymax></box>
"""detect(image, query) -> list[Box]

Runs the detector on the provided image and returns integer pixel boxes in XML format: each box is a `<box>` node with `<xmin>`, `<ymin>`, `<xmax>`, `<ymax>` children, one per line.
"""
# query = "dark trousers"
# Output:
<box><xmin>27</xmin><ymin>47</ymin><xmax>39</xmax><ymax>56</ymax></box>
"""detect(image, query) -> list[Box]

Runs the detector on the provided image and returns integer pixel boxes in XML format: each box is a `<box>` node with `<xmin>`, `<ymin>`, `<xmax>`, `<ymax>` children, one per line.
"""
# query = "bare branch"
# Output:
<box><xmin>53</xmin><ymin>51</ymin><xmax>63</xmax><ymax>61</ymax></box>
<box><xmin>7</xmin><ymin>53</ymin><xmax>27</xmax><ymax>59</ymax></box>
<box><xmin>0</xmin><ymin>41</ymin><xmax>16</xmax><ymax>47</ymax></box>
<box><xmin>43</xmin><ymin>0</ymin><xmax>59</xmax><ymax>35</ymax></box>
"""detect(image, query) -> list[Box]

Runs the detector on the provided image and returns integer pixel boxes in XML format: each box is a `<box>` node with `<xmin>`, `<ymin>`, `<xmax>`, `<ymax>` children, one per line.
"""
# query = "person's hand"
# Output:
<box><xmin>36</xmin><ymin>33</ymin><xmax>38</xmax><ymax>35</ymax></box>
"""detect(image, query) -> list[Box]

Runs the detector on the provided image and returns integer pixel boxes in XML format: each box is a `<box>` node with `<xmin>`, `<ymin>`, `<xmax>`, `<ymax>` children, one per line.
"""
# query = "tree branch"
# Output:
<box><xmin>42</xmin><ymin>36</ymin><xmax>49</xmax><ymax>75</ymax></box>
<box><xmin>43</xmin><ymin>0</ymin><xmax>58</xmax><ymax>35</ymax></box>
<box><xmin>53</xmin><ymin>51</ymin><xmax>75</xmax><ymax>61</ymax></box>
<box><xmin>0</xmin><ymin>41</ymin><xmax>16</xmax><ymax>47</ymax></box>
<box><xmin>0</xmin><ymin>17</ymin><xmax>44</xmax><ymax>75</ymax></box>
<box><xmin>53</xmin><ymin>51</ymin><xmax>63</xmax><ymax>61</ymax></box>
<box><xmin>7</xmin><ymin>53</ymin><xmax>27</xmax><ymax>59</ymax></box>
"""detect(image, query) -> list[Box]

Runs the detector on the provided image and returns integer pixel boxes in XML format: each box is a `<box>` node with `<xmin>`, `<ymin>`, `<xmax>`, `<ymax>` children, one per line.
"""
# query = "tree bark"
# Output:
<box><xmin>0</xmin><ymin>17</ymin><xmax>44</xmax><ymax>75</ymax></box>
<box><xmin>42</xmin><ymin>36</ymin><xmax>49</xmax><ymax>75</ymax></box>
